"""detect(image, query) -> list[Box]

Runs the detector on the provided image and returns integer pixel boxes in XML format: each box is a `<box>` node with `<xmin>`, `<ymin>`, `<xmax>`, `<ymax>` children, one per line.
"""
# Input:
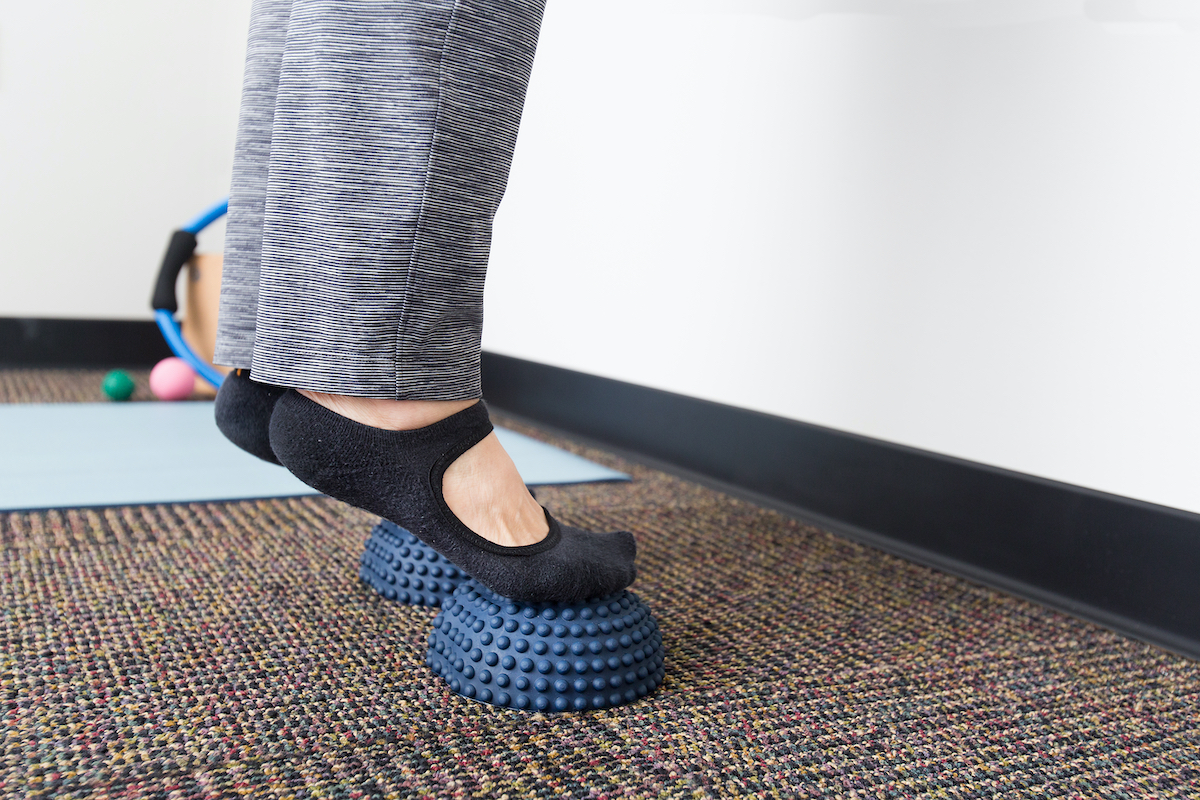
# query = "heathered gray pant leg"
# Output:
<box><xmin>215</xmin><ymin>0</ymin><xmax>293</xmax><ymax>371</ymax></box>
<box><xmin>215</xmin><ymin>0</ymin><xmax>547</xmax><ymax>399</ymax></box>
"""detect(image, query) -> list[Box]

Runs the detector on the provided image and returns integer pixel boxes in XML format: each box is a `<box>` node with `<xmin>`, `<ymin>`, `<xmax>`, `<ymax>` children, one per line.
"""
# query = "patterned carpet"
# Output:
<box><xmin>2</xmin><ymin>368</ymin><xmax>1198</xmax><ymax>798</ymax></box>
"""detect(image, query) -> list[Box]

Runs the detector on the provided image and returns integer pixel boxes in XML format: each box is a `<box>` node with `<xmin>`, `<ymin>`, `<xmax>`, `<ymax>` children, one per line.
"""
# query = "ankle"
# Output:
<box><xmin>298</xmin><ymin>390</ymin><xmax>476</xmax><ymax>431</ymax></box>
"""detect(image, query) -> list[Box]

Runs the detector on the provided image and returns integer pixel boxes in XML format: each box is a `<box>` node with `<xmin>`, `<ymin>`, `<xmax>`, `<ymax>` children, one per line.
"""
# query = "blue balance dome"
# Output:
<box><xmin>359</xmin><ymin>520</ymin><xmax>467</xmax><ymax>607</ymax></box>
<box><xmin>427</xmin><ymin>581</ymin><xmax>665</xmax><ymax>711</ymax></box>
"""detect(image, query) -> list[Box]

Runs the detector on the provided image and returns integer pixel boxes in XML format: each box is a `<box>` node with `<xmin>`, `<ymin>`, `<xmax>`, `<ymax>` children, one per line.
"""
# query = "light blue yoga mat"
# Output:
<box><xmin>0</xmin><ymin>402</ymin><xmax>628</xmax><ymax>512</ymax></box>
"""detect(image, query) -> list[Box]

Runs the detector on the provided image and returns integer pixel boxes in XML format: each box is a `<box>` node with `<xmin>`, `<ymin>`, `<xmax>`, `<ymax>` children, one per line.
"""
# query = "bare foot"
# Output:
<box><xmin>298</xmin><ymin>391</ymin><xmax>549</xmax><ymax>548</ymax></box>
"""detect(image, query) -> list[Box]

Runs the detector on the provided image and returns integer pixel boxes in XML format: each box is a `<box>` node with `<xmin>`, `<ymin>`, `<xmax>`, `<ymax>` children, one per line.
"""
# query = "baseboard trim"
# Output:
<box><xmin>0</xmin><ymin>317</ymin><xmax>171</xmax><ymax>367</ymax></box>
<box><xmin>481</xmin><ymin>351</ymin><xmax>1200</xmax><ymax>660</ymax></box>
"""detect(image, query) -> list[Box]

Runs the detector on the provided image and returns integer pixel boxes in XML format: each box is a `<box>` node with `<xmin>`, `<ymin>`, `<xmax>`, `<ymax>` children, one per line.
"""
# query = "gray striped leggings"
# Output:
<box><xmin>214</xmin><ymin>0</ymin><xmax>546</xmax><ymax>400</ymax></box>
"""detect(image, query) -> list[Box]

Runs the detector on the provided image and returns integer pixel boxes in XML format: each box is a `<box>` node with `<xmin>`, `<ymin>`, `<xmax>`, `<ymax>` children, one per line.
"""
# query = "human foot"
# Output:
<box><xmin>214</xmin><ymin>369</ymin><xmax>288</xmax><ymax>464</ymax></box>
<box><xmin>298</xmin><ymin>391</ymin><xmax>548</xmax><ymax>548</ymax></box>
<box><xmin>268</xmin><ymin>392</ymin><xmax>637</xmax><ymax>603</ymax></box>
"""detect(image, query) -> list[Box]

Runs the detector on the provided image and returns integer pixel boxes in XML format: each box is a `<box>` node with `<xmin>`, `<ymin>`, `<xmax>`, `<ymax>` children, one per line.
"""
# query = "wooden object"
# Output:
<box><xmin>180</xmin><ymin>252</ymin><xmax>231</xmax><ymax>398</ymax></box>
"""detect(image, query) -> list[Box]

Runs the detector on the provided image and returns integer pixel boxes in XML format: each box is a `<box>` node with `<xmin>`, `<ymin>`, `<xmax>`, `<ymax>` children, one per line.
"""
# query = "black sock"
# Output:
<box><xmin>214</xmin><ymin>370</ymin><xmax>289</xmax><ymax>465</ymax></box>
<box><xmin>268</xmin><ymin>391</ymin><xmax>637</xmax><ymax>604</ymax></box>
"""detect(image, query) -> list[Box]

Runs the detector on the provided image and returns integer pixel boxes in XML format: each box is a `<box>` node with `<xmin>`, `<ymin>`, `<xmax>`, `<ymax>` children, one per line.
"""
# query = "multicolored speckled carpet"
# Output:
<box><xmin>2</xmin><ymin>369</ymin><xmax>1198</xmax><ymax>798</ymax></box>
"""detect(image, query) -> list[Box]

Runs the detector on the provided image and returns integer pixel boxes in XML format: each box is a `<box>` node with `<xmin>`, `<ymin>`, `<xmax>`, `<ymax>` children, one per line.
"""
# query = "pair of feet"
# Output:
<box><xmin>215</xmin><ymin>371</ymin><xmax>637</xmax><ymax>603</ymax></box>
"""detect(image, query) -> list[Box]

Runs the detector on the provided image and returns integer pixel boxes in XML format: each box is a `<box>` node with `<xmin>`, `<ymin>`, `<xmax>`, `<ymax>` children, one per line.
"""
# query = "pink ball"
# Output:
<box><xmin>149</xmin><ymin>357</ymin><xmax>196</xmax><ymax>401</ymax></box>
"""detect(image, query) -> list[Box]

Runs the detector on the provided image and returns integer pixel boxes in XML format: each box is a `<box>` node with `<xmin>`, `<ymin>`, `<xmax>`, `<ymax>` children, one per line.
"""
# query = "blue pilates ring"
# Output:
<box><xmin>150</xmin><ymin>198</ymin><xmax>229</xmax><ymax>389</ymax></box>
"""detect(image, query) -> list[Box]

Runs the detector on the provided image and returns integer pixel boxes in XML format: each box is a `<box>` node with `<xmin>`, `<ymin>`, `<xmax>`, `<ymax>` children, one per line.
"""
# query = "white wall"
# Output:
<box><xmin>0</xmin><ymin>0</ymin><xmax>250</xmax><ymax>317</ymax></box>
<box><xmin>484</xmin><ymin>0</ymin><xmax>1200</xmax><ymax>514</ymax></box>
<box><xmin>3</xmin><ymin>1</ymin><xmax>1199</xmax><ymax>515</ymax></box>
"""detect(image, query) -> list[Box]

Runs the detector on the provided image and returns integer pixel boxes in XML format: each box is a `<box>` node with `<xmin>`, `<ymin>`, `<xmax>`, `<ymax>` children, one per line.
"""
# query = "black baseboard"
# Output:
<box><xmin>481</xmin><ymin>352</ymin><xmax>1200</xmax><ymax>660</ymax></box>
<box><xmin>0</xmin><ymin>318</ymin><xmax>171</xmax><ymax>367</ymax></box>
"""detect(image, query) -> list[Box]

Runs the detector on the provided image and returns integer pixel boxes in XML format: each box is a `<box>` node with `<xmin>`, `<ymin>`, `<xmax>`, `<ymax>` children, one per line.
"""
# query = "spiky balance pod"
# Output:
<box><xmin>359</xmin><ymin>519</ymin><xmax>466</xmax><ymax>607</ymax></box>
<box><xmin>362</xmin><ymin>520</ymin><xmax>665</xmax><ymax>711</ymax></box>
<box><xmin>426</xmin><ymin>581</ymin><xmax>664</xmax><ymax>711</ymax></box>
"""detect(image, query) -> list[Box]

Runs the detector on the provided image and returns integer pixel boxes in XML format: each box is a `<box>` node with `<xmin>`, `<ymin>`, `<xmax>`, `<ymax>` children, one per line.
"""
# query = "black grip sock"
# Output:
<box><xmin>214</xmin><ymin>370</ymin><xmax>289</xmax><ymax>465</ymax></box>
<box><xmin>268</xmin><ymin>391</ymin><xmax>637</xmax><ymax>604</ymax></box>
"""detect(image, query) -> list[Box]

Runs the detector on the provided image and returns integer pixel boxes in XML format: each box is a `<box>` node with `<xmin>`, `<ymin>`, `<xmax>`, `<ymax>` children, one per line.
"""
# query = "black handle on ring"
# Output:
<box><xmin>150</xmin><ymin>229</ymin><xmax>198</xmax><ymax>313</ymax></box>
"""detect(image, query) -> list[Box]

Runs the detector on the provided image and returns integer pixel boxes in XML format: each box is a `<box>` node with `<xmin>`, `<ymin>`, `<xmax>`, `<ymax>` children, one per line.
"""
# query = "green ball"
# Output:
<box><xmin>102</xmin><ymin>369</ymin><xmax>136</xmax><ymax>401</ymax></box>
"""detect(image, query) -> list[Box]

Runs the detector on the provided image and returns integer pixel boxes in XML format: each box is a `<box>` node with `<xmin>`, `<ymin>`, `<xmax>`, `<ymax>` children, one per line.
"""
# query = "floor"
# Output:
<box><xmin>1</xmin><ymin>368</ymin><xmax>1198</xmax><ymax>799</ymax></box>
